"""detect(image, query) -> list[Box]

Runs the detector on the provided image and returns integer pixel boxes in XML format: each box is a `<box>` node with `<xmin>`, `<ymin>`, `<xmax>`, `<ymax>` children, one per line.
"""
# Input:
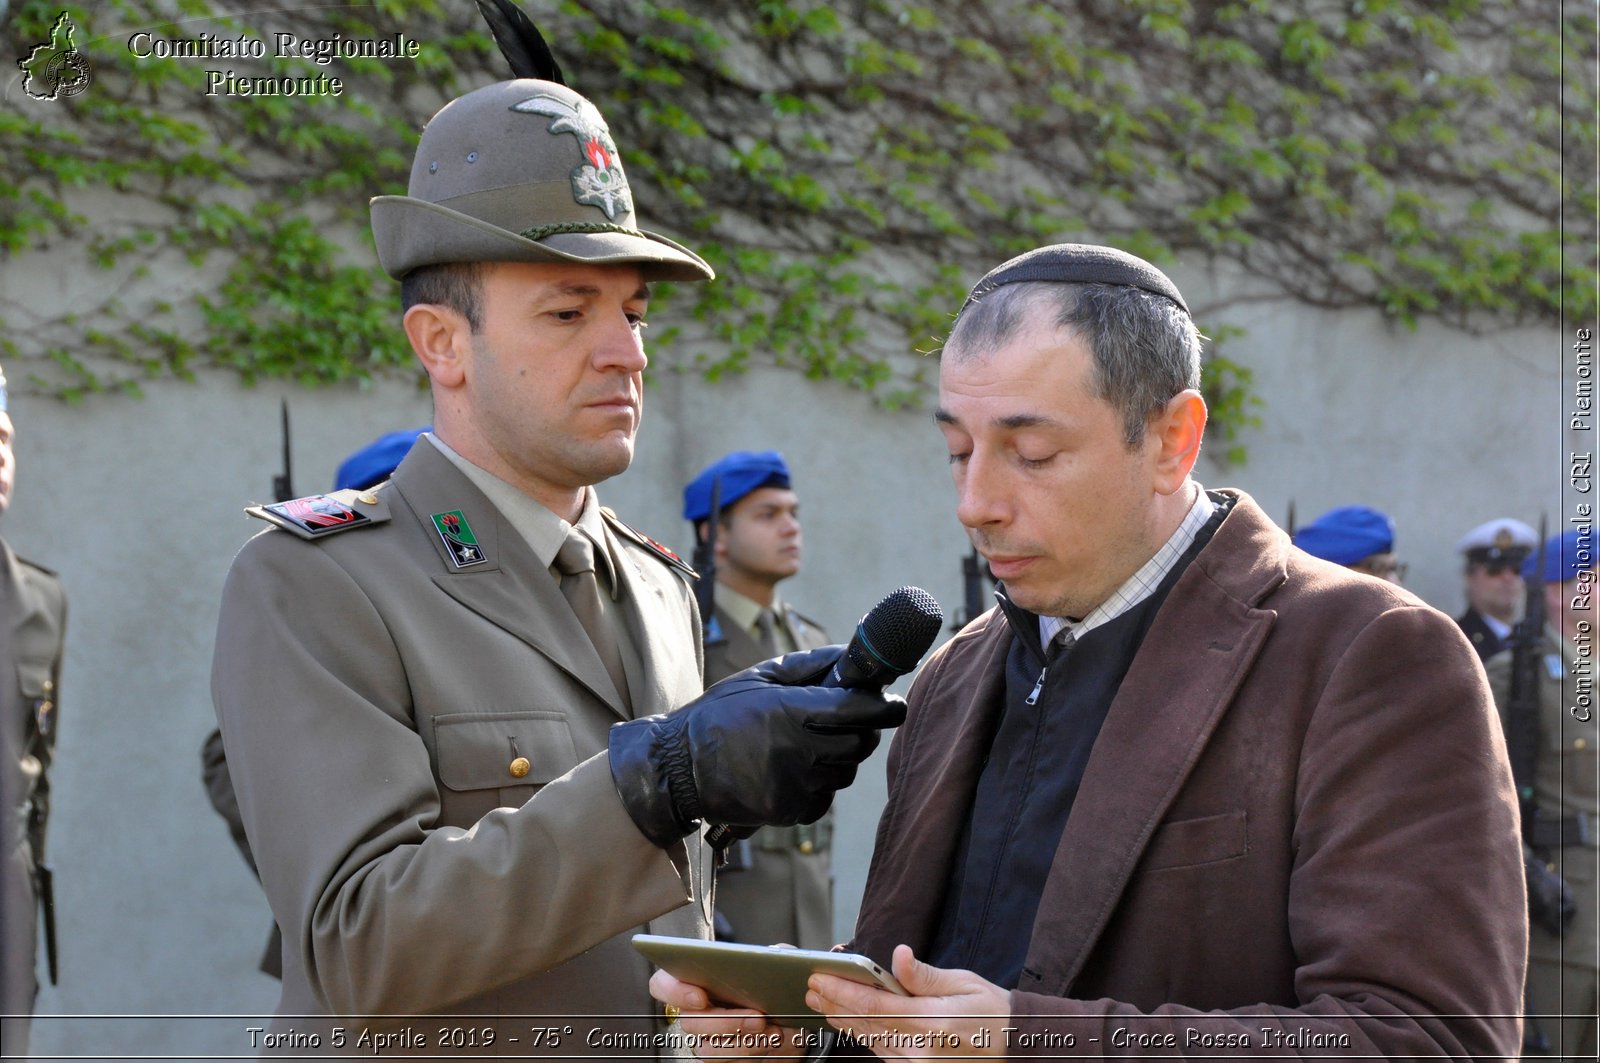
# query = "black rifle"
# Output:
<box><xmin>271</xmin><ymin>399</ymin><xmax>294</xmax><ymax>503</ymax></box>
<box><xmin>692</xmin><ymin>476</ymin><xmax>725</xmax><ymax>647</ymax></box>
<box><xmin>952</xmin><ymin>546</ymin><xmax>994</xmax><ymax>632</ymax></box>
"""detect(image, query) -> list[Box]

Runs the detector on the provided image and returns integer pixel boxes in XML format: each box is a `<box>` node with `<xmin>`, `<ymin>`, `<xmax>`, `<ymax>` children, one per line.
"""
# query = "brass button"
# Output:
<box><xmin>357</xmin><ymin>491</ymin><xmax>379</xmax><ymax>505</ymax></box>
<box><xmin>798</xmin><ymin>840</ymin><xmax>815</xmax><ymax>855</ymax></box>
<box><xmin>42</xmin><ymin>679</ymin><xmax>54</xmax><ymax>694</ymax></box>
<box><xmin>508</xmin><ymin>756</ymin><xmax>531</xmax><ymax>779</ymax></box>
<box><xmin>1576</xmin><ymin>738</ymin><xmax>1588</xmax><ymax>751</ymax></box>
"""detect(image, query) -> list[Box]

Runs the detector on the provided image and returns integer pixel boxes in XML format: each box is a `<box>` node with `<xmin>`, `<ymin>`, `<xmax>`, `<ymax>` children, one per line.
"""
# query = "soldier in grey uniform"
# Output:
<box><xmin>684</xmin><ymin>451</ymin><xmax>834</xmax><ymax>950</ymax></box>
<box><xmin>1456</xmin><ymin>517</ymin><xmax>1537</xmax><ymax>662</ymax></box>
<box><xmin>1</xmin><ymin>364</ymin><xmax>68</xmax><ymax>1059</ymax></box>
<box><xmin>211</xmin><ymin>79</ymin><xmax>901</xmax><ymax>1054</ymax></box>
<box><xmin>1487</xmin><ymin>528</ymin><xmax>1598</xmax><ymax>1062</ymax></box>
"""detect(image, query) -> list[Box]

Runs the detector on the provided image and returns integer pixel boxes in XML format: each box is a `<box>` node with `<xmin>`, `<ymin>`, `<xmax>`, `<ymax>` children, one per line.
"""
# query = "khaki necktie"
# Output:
<box><xmin>754</xmin><ymin>608</ymin><xmax>781</xmax><ymax>656</ymax></box>
<box><xmin>554</xmin><ymin>531</ymin><xmax>631</xmax><ymax>709</ymax></box>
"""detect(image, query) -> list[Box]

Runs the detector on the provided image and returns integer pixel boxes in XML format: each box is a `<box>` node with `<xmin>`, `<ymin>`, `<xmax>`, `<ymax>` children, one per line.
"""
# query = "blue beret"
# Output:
<box><xmin>1524</xmin><ymin>528</ymin><xmax>1596</xmax><ymax>584</ymax></box>
<box><xmin>333</xmin><ymin>427</ymin><xmax>429</xmax><ymax>491</ymax></box>
<box><xmin>1293</xmin><ymin>506</ymin><xmax>1395</xmax><ymax>566</ymax></box>
<box><xmin>683</xmin><ymin>450</ymin><xmax>790</xmax><ymax>522</ymax></box>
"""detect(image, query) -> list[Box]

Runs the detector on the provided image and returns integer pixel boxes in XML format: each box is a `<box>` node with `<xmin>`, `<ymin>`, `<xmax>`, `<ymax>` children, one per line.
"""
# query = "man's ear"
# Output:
<box><xmin>404</xmin><ymin>303</ymin><xmax>472</xmax><ymax>389</ymax></box>
<box><xmin>1150</xmin><ymin>389</ymin><xmax>1208</xmax><ymax>495</ymax></box>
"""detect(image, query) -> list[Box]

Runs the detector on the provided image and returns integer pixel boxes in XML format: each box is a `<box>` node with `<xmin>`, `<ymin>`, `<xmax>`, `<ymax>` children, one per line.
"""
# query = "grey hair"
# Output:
<box><xmin>944</xmin><ymin>281</ymin><xmax>1203</xmax><ymax>449</ymax></box>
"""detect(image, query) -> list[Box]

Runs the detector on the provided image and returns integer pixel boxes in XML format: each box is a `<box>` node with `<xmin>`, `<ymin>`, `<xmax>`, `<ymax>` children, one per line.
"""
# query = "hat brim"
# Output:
<box><xmin>370</xmin><ymin>195</ymin><xmax>714</xmax><ymax>282</ymax></box>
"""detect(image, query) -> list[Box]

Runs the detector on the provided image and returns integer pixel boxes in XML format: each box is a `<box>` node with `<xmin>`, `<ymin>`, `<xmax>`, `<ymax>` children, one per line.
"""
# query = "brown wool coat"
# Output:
<box><xmin>213</xmin><ymin>441</ymin><xmax>709</xmax><ymax>1056</ymax></box>
<box><xmin>852</xmin><ymin>491</ymin><xmax>1527</xmax><ymax>1059</ymax></box>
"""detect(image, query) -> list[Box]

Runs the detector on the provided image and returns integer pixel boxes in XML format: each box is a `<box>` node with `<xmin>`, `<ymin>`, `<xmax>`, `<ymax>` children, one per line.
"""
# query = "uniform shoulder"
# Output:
<box><xmin>14</xmin><ymin>553</ymin><xmax>60</xmax><ymax>580</ymax></box>
<box><xmin>246</xmin><ymin>488</ymin><xmax>393</xmax><ymax>542</ymax></box>
<box><xmin>600</xmin><ymin>506</ymin><xmax>697</xmax><ymax>579</ymax></box>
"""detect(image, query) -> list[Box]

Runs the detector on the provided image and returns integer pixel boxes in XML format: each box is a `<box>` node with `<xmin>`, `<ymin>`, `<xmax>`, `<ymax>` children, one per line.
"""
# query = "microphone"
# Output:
<box><xmin>704</xmin><ymin>587</ymin><xmax>943</xmax><ymax>850</ymax></box>
<box><xmin>826</xmin><ymin>585</ymin><xmax>945</xmax><ymax>690</ymax></box>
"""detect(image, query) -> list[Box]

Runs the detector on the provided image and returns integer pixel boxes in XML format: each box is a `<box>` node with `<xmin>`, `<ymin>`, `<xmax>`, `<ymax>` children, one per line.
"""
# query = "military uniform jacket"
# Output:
<box><xmin>1</xmin><ymin>541</ymin><xmax>66</xmax><ymax>1021</ymax></box>
<box><xmin>851</xmin><ymin>492</ymin><xmax>1526</xmax><ymax>1059</ymax></box>
<box><xmin>1457</xmin><ymin>606</ymin><xmax>1510</xmax><ymax>662</ymax></box>
<box><xmin>703</xmin><ymin>600</ymin><xmax>833</xmax><ymax>949</ymax></box>
<box><xmin>702</xmin><ymin>602</ymin><xmax>828</xmax><ymax>688</ymax></box>
<box><xmin>212</xmin><ymin>442</ymin><xmax>710</xmax><ymax>1053</ymax></box>
<box><xmin>1488</xmin><ymin>626</ymin><xmax>1599</xmax><ymax>971</ymax></box>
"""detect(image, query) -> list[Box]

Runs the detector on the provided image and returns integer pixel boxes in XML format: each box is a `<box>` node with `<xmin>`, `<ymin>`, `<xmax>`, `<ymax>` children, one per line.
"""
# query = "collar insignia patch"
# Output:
<box><xmin>432</xmin><ymin>509</ymin><xmax>488</xmax><ymax>568</ymax></box>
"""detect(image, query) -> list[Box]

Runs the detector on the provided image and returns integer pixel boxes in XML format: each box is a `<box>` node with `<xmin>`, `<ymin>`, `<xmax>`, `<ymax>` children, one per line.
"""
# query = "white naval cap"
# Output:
<box><xmin>1456</xmin><ymin>517</ymin><xmax>1538</xmax><ymax>560</ymax></box>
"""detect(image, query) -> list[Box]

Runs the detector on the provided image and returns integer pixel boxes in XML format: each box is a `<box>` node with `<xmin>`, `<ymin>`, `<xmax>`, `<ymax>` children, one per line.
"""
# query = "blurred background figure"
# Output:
<box><xmin>1487</xmin><ymin>528</ymin><xmax>1598</xmax><ymax>1063</ymax></box>
<box><xmin>333</xmin><ymin>426</ymin><xmax>432</xmax><ymax>493</ymax></box>
<box><xmin>199</xmin><ymin>425</ymin><xmax>428</xmax><ymax>980</ymax></box>
<box><xmin>1455</xmin><ymin>517</ymin><xmax>1538</xmax><ymax>662</ymax></box>
<box><xmin>683</xmin><ymin>449</ymin><xmax>833</xmax><ymax>949</ymax></box>
<box><xmin>1</xmin><ymin>363</ymin><xmax>69</xmax><ymax>1059</ymax></box>
<box><xmin>1293</xmin><ymin>504</ymin><xmax>1406</xmax><ymax>584</ymax></box>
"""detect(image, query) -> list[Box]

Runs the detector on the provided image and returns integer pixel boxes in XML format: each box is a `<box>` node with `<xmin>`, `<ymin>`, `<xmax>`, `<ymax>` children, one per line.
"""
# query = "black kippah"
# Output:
<box><xmin>960</xmin><ymin>243</ymin><xmax>1189</xmax><ymax>316</ymax></box>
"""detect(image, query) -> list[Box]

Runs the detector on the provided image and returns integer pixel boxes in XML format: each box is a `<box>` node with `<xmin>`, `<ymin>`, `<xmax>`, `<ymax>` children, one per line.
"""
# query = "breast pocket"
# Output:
<box><xmin>1140</xmin><ymin>810</ymin><xmax>1249</xmax><ymax>873</ymax></box>
<box><xmin>432</xmin><ymin>711</ymin><xmax>580</xmax><ymax>814</ymax></box>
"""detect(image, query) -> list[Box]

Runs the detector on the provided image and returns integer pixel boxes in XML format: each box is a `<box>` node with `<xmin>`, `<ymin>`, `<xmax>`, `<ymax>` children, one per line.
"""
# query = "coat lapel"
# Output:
<box><xmin>603</xmin><ymin>519</ymin><xmax>687</xmax><ymax>721</ymax></box>
<box><xmin>1022</xmin><ymin>492</ymin><xmax>1287</xmax><ymax>996</ymax></box>
<box><xmin>853</xmin><ymin>610</ymin><xmax>1013</xmax><ymax>961</ymax></box>
<box><xmin>389</xmin><ymin>443</ymin><xmax>628</xmax><ymax>717</ymax></box>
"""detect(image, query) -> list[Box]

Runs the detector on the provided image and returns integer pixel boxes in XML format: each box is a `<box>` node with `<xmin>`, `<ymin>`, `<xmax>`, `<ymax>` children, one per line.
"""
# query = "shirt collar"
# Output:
<box><xmin>714</xmin><ymin>582</ymin><xmax>783</xmax><ymax>633</ymax></box>
<box><xmin>425</xmin><ymin>433</ymin><xmax>620</xmax><ymax>590</ymax></box>
<box><xmin>1039</xmin><ymin>482</ymin><xmax>1215</xmax><ymax>649</ymax></box>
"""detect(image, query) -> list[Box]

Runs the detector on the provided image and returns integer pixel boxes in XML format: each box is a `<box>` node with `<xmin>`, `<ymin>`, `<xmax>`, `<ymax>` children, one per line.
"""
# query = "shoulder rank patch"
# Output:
<box><xmin>600</xmin><ymin>506</ymin><xmax>697</xmax><ymax>578</ymax></box>
<box><xmin>247</xmin><ymin>491</ymin><xmax>390</xmax><ymax>541</ymax></box>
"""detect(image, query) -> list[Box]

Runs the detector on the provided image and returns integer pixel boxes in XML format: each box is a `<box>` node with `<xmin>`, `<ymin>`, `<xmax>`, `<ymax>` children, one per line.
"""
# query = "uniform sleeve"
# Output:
<box><xmin>1000</xmin><ymin>604</ymin><xmax>1527</xmax><ymax>1059</ymax></box>
<box><xmin>211</xmin><ymin>531</ymin><xmax>695</xmax><ymax>1016</ymax></box>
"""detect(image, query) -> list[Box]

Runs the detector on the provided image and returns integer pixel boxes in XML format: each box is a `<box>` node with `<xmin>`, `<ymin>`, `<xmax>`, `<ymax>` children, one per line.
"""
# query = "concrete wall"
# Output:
<box><xmin>5</xmin><ymin>289</ymin><xmax>1560</xmax><ymax>1056</ymax></box>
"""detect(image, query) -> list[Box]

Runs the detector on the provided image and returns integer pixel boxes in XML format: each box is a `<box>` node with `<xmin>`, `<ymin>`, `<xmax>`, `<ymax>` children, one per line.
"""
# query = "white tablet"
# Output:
<box><xmin>633</xmin><ymin>934</ymin><xmax>907</xmax><ymax>1031</ymax></box>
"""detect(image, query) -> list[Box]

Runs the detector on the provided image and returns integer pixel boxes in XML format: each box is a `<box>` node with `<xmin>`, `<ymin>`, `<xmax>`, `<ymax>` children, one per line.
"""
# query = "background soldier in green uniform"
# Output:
<box><xmin>1488</xmin><ymin>527</ymin><xmax>1598</xmax><ymax>1062</ymax></box>
<box><xmin>684</xmin><ymin>451</ymin><xmax>834</xmax><ymax>949</ymax></box>
<box><xmin>1</xmin><ymin>363</ymin><xmax>68</xmax><ymax>1059</ymax></box>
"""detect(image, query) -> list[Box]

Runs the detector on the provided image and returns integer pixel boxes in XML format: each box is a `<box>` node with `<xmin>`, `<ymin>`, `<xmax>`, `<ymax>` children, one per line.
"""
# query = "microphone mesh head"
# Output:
<box><xmin>855</xmin><ymin>586</ymin><xmax>944</xmax><ymax>676</ymax></box>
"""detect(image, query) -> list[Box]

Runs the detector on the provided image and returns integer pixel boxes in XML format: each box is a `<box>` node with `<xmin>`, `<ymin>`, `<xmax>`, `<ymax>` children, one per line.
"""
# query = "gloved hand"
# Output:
<box><xmin>608</xmin><ymin>646</ymin><xmax>907</xmax><ymax>849</ymax></box>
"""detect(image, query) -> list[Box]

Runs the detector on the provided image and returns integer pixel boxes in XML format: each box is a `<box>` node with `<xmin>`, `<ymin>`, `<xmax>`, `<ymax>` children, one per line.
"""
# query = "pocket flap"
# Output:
<box><xmin>1141</xmin><ymin>809</ymin><xmax>1248</xmax><ymax>872</ymax></box>
<box><xmin>433</xmin><ymin>712</ymin><xmax>578</xmax><ymax>790</ymax></box>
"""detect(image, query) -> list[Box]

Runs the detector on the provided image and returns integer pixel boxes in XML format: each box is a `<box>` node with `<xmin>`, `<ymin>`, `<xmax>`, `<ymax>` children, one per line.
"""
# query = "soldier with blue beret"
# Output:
<box><xmin>1293</xmin><ymin>504</ymin><xmax>1405</xmax><ymax>583</ymax></box>
<box><xmin>1455</xmin><ymin>517</ymin><xmax>1538</xmax><ymax>661</ymax></box>
<box><xmin>1486</xmin><ymin>527</ymin><xmax>1598</xmax><ymax>1062</ymax></box>
<box><xmin>684</xmin><ymin>450</ymin><xmax>834</xmax><ymax>950</ymax></box>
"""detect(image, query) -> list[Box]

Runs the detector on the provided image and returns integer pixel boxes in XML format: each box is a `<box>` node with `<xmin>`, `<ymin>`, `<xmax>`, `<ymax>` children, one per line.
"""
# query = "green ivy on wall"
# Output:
<box><xmin>2</xmin><ymin>0</ymin><xmax>1592</xmax><ymax>464</ymax></box>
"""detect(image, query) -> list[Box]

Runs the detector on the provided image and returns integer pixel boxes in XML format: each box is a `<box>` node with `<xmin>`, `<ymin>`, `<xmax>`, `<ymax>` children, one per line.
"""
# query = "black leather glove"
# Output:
<box><xmin>608</xmin><ymin>646</ymin><xmax>907</xmax><ymax>848</ymax></box>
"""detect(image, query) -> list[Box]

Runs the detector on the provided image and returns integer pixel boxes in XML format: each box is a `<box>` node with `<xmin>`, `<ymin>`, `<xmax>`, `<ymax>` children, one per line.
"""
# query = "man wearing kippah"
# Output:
<box><xmin>684</xmin><ymin>450</ymin><xmax>833</xmax><ymax>950</ymax></box>
<box><xmin>1487</xmin><ymin>529</ymin><xmax>1598</xmax><ymax>1062</ymax></box>
<box><xmin>1292</xmin><ymin>504</ymin><xmax>1407</xmax><ymax>584</ymax></box>
<box><xmin>657</xmin><ymin>244</ymin><xmax>1525</xmax><ymax>1058</ymax></box>
<box><xmin>210</xmin><ymin>76</ymin><xmax>903</xmax><ymax>1054</ymax></box>
<box><xmin>0</xmin><ymin>362</ymin><xmax>68</xmax><ymax>1060</ymax></box>
<box><xmin>1456</xmin><ymin>517</ymin><xmax>1539</xmax><ymax>661</ymax></box>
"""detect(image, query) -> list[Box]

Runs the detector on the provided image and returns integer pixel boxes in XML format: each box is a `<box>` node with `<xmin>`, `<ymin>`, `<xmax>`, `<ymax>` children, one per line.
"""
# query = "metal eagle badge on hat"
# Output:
<box><xmin>510</xmin><ymin>93</ymin><xmax>632</xmax><ymax>221</ymax></box>
<box><xmin>432</xmin><ymin>509</ymin><xmax>488</xmax><ymax>568</ymax></box>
